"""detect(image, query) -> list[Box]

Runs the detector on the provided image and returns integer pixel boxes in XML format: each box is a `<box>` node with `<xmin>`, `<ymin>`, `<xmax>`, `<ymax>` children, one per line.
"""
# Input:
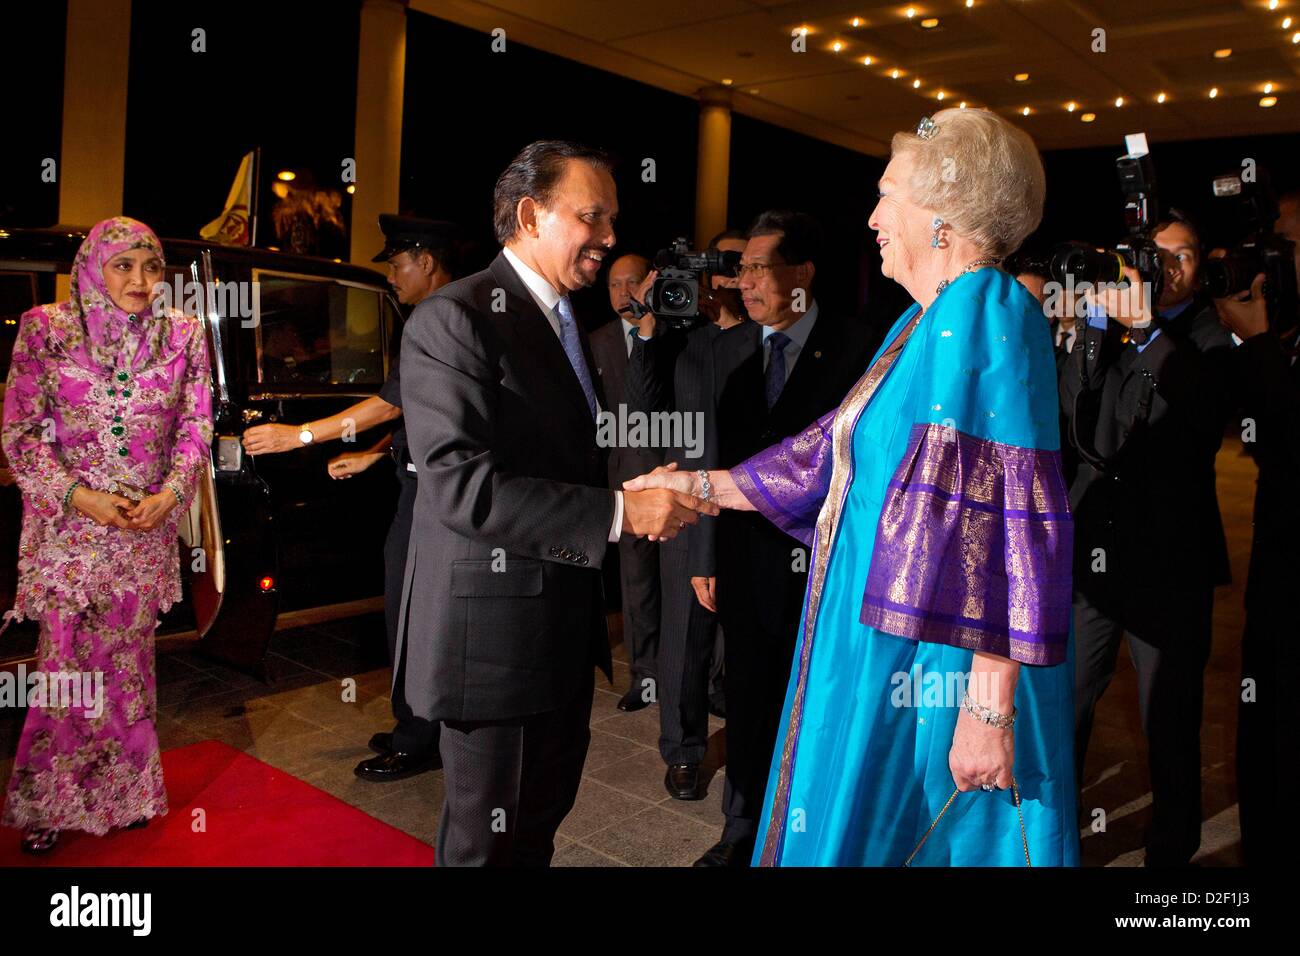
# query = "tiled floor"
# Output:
<box><xmin>0</xmin><ymin>437</ymin><xmax>1259</xmax><ymax>866</ymax></box>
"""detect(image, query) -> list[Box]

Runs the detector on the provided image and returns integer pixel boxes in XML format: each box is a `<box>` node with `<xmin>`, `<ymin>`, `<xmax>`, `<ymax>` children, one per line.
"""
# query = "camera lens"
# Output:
<box><xmin>1202</xmin><ymin>255</ymin><xmax>1259</xmax><ymax>299</ymax></box>
<box><xmin>661</xmin><ymin>281</ymin><xmax>690</xmax><ymax>310</ymax></box>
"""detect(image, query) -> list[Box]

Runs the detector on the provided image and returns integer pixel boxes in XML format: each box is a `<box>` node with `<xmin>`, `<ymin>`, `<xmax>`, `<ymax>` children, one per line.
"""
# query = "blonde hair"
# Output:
<box><xmin>890</xmin><ymin>108</ymin><xmax>1045</xmax><ymax>258</ymax></box>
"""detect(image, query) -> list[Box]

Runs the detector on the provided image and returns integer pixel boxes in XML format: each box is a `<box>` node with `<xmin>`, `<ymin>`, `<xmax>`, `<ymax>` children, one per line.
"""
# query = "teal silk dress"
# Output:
<box><xmin>731</xmin><ymin>267</ymin><xmax>1079</xmax><ymax>866</ymax></box>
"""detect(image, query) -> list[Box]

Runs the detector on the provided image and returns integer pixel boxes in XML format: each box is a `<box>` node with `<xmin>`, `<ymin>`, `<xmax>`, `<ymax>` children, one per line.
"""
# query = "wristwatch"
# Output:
<box><xmin>299</xmin><ymin>424</ymin><xmax>315</xmax><ymax>445</ymax></box>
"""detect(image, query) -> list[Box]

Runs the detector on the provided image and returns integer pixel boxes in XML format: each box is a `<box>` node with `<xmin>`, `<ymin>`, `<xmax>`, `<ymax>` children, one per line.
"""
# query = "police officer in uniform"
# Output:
<box><xmin>242</xmin><ymin>214</ymin><xmax>460</xmax><ymax>780</ymax></box>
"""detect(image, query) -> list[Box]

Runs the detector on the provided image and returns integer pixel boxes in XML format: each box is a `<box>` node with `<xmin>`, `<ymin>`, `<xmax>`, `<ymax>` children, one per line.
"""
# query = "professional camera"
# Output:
<box><xmin>1049</xmin><ymin>133</ymin><xmax>1164</xmax><ymax>304</ymax></box>
<box><xmin>1202</xmin><ymin>168</ymin><xmax>1298</xmax><ymax>332</ymax></box>
<box><xmin>628</xmin><ymin>238</ymin><xmax>740</xmax><ymax>331</ymax></box>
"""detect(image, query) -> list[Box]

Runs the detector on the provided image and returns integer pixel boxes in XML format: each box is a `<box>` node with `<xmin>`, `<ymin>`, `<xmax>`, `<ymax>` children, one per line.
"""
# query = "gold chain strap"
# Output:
<box><xmin>903</xmin><ymin>776</ymin><xmax>1031</xmax><ymax>867</ymax></box>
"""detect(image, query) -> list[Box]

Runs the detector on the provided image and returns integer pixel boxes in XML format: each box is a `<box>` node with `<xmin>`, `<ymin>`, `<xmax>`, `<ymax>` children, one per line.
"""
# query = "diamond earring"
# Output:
<box><xmin>931</xmin><ymin>216</ymin><xmax>944</xmax><ymax>248</ymax></box>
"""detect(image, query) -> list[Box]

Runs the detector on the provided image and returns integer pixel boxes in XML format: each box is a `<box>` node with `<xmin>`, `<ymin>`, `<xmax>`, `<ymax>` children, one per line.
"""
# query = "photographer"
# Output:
<box><xmin>1063</xmin><ymin>252</ymin><xmax>1225</xmax><ymax>867</ymax></box>
<box><xmin>623</xmin><ymin>229</ymin><xmax>746</xmax><ymax>804</ymax></box>
<box><xmin>1214</xmin><ymin>237</ymin><xmax>1300</xmax><ymax>866</ymax></box>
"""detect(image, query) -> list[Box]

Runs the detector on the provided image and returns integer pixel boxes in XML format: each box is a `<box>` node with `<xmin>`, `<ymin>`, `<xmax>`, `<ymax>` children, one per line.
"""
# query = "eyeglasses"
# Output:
<box><xmin>735</xmin><ymin>261</ymin><xmax>786</xmax><ymax>280</ymax></box>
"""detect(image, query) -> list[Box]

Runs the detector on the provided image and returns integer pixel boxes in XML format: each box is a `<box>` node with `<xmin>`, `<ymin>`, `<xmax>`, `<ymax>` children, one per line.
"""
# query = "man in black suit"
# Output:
<box><xmin>632</xmin><ymin>210</ymin><xmax>875</xmax><ymax>865</ymax></box>
<box><xmin>395</xmin><ymin>141</ymin><xmax>717</xmax><ymax>866</ymax></box>
<box><xmin>1213</xmin><ymin>193</ymin><xmax>1300</xmax><ymax>867</ymax></box>
<box><xmin>624</xmin><ymin>230</ymin><xmax>747</xmax><ymax>804</ymax></box>
<box><xmin>590</xmin><ymin>253</ymin><xmax>663</xmax><ymax>712</ymax></box>
<box><xmin>1062</xmin><ymin>246</ymin><xmax>1228</xmax><ymax>867</ymax></box>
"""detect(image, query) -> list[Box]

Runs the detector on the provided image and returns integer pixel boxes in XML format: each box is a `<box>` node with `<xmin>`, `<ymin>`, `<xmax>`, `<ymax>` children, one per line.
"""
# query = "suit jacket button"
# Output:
<box><xmin>578</xmin><ymin>555</ymin><xmax>589</xmax><ymax>566</ymax></box>
<box><xmin>549</xmin><ymin>546</ymin><xmax>561</xmax><ymax>556</ymax></box>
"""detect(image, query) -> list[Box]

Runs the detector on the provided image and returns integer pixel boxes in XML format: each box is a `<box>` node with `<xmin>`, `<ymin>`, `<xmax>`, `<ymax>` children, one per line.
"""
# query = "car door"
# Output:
<box><xmin>239</xmin><ymin>267</ymin><xmax>401</xmax><ymax>611</ymax></box>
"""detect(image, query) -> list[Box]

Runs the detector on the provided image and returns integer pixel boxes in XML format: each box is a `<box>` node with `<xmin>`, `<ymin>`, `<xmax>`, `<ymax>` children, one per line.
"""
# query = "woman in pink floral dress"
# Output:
<box><xmin>1</xmin><ymin>217</ymin><xmax>213</xmax><ymax>853</ymax></box>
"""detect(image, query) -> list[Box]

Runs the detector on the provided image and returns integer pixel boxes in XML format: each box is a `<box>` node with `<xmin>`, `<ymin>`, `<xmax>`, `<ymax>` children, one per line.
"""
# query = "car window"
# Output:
<box><xmin>253</xmin><ymin>272</ymin><xmax>385</xmax><ymax>386</ymax></box>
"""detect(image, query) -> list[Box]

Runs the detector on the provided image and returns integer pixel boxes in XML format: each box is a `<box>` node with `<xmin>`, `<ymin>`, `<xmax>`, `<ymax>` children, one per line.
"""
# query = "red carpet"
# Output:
<box><xmin>0</xmin><ymin>740</ymin><xmax>434</xmax><ymax>866</ymax></box>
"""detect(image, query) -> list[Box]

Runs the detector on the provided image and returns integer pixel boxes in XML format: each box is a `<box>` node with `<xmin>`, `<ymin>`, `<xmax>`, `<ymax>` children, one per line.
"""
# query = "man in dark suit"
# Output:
<box><xmin>1213</xmin><ymin>197</ymin><xmax>1300</xmax><ymax>867</ymax></box>
<box><xmin>624</xmin><ymin>230</ymin><xmax>747</xmax><ymax>804</ymax></box>
<box><xmin>590</xmin><ymin>253</ymin><xmax>663</xmax><ymax>712</ymax></box>
<box><xmin>1062</xmin><ymin>251</ymin><xmax>1228</xmax><ymax>867</ymax></box>
<box><xmin>395</xmin><ymin>141</ymin><xmax>717</xmax><ymax>867</ymax></box>
<box><xmin>632</xmin><ymin>210</ymin><xmax>875</xmax><ymax>865</ymax></box>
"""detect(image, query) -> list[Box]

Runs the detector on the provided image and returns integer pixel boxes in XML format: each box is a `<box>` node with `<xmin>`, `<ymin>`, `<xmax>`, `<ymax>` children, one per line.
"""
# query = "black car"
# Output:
<box><xmin>0</xmin><ymin>227</ymin><xmax>404</xmax><ymax>678</ymax></box>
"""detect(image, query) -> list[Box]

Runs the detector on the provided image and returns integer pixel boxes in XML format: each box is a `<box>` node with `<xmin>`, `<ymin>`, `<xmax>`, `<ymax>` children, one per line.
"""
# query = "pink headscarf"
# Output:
<box><xmin>56</xmin><ymin>217</ymin><xmax>171</xmax><ymax>372</ymax></box>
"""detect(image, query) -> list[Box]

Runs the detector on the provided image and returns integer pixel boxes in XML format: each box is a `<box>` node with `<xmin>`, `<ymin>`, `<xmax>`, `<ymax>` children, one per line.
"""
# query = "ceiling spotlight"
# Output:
<box><xmin>922</xmin><ymin>17</ymin><xmax>939</xmax><ymax>28</ymax></box>
<box><xmin>1114</xmin><ymin>96</ymin><xmax>1124</xmax><ymax>107</ymax></box>
<box><xmin>913</xmin><ymin>77</ymin><xmax>922</xmax><ymax>88</ymax></box>
<box><xmin>966</xmin><ymin>0</ymin><xmax>974</xmax><ymax>6</ymax></box>
<box><xmin>797</xmin><ymin>26</ymin><xmax>810</xmax><ymax>35</ymax></box>
<box><xmin>1014</xmin><ymin>72</ymin><xmax>1030</xmax><ymax>82</ymax></box>
<box><xmin>722</xmin><ymin>78</ymin><xmax>733</xmax><ymax>85</ymax></box>
<box><xmin>1264</xmin><ymin>82</ymin><xmax>1274</xmax><ymax>93</ymax></box>
<box><xmin>1066</xmin><ymin>101</ymin><xmax>1077</xmax><ymax>112</ymax></box>
<box><xmin>852</xmin><ymin>17</ymin><xmax>862</xmax><ymax>27</ymax></box>
<box><xmin>1209</xmin><ymin>86</ymin><xmax>1219</xmax><ymax>98</ymax></box>
<box><xmin>831</xmin><ymin>40</ymin><xmax>844</xmax><ymax>52</ymax></box>
<box><xmin>862</xmin><ymin>56</ymin><xmax>874</xmax><ymax>66</ymax></box>
<box><xmin>1293</xmin><ymin>32</ymin><xmax>1300</xmax><ymax>43</ymax></box>
<box><xmin>1156</xmin><ymin>92</ymin><xmax>1167</xmax><ymax>103</ymax></box>
<box><xmin>959</xmin><ymin>101</ymin><xmax>968</xmax><ymax>108</ymax></box>
<box><xmin>891</xmin><ymin>68</ymin><xmax>902</xmax><ymax>78</ymax></box>
<box><xmin>937</xmin><ymin>90</ymin><xmax>946</xmax><ymax>99</ymax></box>
<box><xmin>1285</xmin><ymin>17</ymin><xmax>1293</xmax><ymax>29</ymax></box>
<box><xmin>1081</xmin><ymin>112</ymin><xmax>1096</xmax><ymax>122</ymax></box>
<box><xmin>1022</xmin><ymin>106</ymin><xmax>1031</xmax><ymax>116</ymax></box>
<box><xmin>906</xmin><ymin>6</ymin><xmax>916</xmax><ymax>18</ymax></box>
<box><xmin>276</xmin><ymin>170</ymin><xmax>296</xmax><ymax>181</ymax></box>
<box><xmin>1261</xmin><ymin>95</ymin><xmax>1278</xmax><ymax>107</ymax></box>
<box><xmin>346</xmin><ymin>185</ymin><xmax>355</xmax><ymax>195</ymax></box>
<box><xmin>1268</xmin><ymin>0</ymin><xmax>1278</xmax><ymax>10</ymax></box>
<box><xmin>1214</xmin><ymin>48</ymin><xmax>1232</xmax><ymax>58</ymax></box>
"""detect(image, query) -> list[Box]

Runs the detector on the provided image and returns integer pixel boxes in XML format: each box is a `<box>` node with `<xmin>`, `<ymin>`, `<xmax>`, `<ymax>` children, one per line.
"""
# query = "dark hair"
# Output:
<box><xmin>707</xmin><ymin>228</ymin><xmax>748</xmax><ymax>250</ymax></box>
<box><xmin>492</xmin><ymin>140</ymin><xmax>615</xmax><ymax>246</ymax></box>
<box><xmin>1149</xmin><ymin>207</ymin><xmax>1201</xmax><ymax>252</ymax></box>
<box><xmin>746</xmin><ymin>210</ymin><xmax>823</xmax><ymax>268</ymax></box>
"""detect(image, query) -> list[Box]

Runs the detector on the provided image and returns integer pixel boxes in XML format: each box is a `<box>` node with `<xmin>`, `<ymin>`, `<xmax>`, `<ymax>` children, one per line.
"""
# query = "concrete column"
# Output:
<box><xmin>350</xmin><ymin>0</ymin><xmax>407</xmax><ymax>267</ymax></box>
<box><xmin>694</xmin><ymin>86</ymin><xmax>733</xmax><ymax>249</ymax></box>
<box><xmin>58</xmin><ymin>0</ymin><xmax>131</xmax><ymax>227</ymax></box>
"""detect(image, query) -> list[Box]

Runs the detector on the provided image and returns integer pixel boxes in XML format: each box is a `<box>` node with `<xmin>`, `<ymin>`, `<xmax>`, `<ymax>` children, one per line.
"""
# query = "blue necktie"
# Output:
<box><xmin>555</xmin><ymin>296</ymin><xmax>598</xmax><ymax>420</ymax></box>
<box><xmin>765</xmin><ymin>331</ymin><xmax>791</xmax><ymax>410</ymax></box>
<box><xmin>627</xmin><ymin>325</ymin><xmax>637</xmax><ymax>357</ymax></box>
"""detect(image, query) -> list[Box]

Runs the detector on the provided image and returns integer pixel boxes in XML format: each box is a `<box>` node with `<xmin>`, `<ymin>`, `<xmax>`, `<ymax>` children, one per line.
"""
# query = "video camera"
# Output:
<box><xmin>1202</xmin><ymin>167</ymin><xmax>1298</xmax><ymax>333</ymax></box>
<box><xmin>1049</xmin><ymin>133</ymin><xmax>1164</xmax><ymax>304</ymax></box>
<box><xmin>628</xmin><ymin>238</ymin><xmax>741</xmax><ymax>331</ymax></box>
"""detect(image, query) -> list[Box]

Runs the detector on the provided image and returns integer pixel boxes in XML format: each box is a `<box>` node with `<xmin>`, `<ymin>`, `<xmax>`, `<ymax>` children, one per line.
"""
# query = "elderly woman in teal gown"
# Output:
<box><xmin>627</xmin><ymin>108</ymin><xmax>1078</xmax><ymax>865</ymax></box>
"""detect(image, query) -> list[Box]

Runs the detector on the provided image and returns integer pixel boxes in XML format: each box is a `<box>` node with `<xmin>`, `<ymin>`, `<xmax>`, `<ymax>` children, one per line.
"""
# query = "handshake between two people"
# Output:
<box><xmin>620</xmin><ymin>462</ymin><xmax>717</xmax><ymax>542</ymax></box>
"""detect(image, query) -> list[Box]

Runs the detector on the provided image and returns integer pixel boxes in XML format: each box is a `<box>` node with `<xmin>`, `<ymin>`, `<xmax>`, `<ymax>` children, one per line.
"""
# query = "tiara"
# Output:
<box><xmin>915</xmin><ymin>115</ymin><xmax>939</xmax><ymax>140</ymax></box>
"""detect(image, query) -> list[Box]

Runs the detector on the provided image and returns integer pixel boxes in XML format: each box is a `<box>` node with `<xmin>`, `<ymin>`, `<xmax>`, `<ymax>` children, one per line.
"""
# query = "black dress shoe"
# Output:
<box><xmin>21</xmin><ymin>828</ymin><xmax>59</xmax><ymax>855</ymax></box>
<box><xmin>354</xmin><ymin>750</ymin><xmax>440</xmax><ymax>782</ymax></box>
<box><xmin>367</xmin><ymin>731</ymin><xmax>394</xmax><ymax>754</ymax></box>
<box><xmin>617</xmin><ymin>685</ymin><xmax>652</xmax><ymax>712</ymax></box>
<box><xmin>664</xmin><ymin>763</ymin><xmax>702</xmax><ymax>800</ymax></box>
<box><xmin>693</xmin><ymin>837</ymin><xmax>754</xmax><ymax>867</ymax></box>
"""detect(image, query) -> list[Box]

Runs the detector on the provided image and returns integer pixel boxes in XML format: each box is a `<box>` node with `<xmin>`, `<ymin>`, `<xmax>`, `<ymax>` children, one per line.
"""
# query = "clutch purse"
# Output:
<box><xmin>903</xmin><ymin>776</ymin><xmax>1031</xmax><ymax>867</ymax></box>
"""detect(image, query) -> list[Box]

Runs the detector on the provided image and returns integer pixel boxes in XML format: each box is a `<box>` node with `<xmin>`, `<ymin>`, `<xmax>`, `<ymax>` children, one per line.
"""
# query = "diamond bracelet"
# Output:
<box><xmin>961</xmin><ymin>693</ymin><xmax>1016</xmax><ymax>729</ymax></box>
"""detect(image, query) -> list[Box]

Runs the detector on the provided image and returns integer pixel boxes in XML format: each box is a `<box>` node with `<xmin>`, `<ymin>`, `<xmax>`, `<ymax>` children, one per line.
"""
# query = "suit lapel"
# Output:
<box><xmin>488</xmin><ymin>254</ymin><xmax>597</xmax><ymax>427</ymax></box>
<box><xmin>771</xmin><ymin>310</ymin><xmax>834</xmax><ymax>418</ymax></box>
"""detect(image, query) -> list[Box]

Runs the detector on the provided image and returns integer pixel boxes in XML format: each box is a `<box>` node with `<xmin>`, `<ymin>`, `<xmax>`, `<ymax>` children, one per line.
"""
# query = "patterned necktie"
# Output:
<box><xmin>627</xmin><ymin>325</ymin><xmax>637</xmax><ymax>357</ymax></box>
<box><xmin>765</xmin><ymin>331</ymin><xmax>792</xmax><ymax>410</ymax></box>
<box><xmin>555</xmin><ymin>296</ymin><xmax>598</xmax><ymax>420</ymax></box>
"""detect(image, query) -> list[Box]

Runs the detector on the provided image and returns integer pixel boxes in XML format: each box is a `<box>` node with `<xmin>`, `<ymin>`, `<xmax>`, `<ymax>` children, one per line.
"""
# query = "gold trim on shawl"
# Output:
<box><xmin>758</xmin><ymin>306</ymin><xmax>926</xmax><ymax>866</ymax></box>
